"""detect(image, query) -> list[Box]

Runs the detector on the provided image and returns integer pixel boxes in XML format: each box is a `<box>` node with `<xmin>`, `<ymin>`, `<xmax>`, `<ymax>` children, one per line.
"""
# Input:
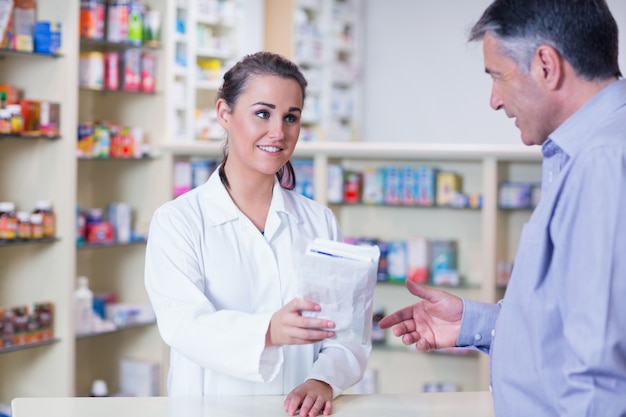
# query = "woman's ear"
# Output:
<box><xmin>216</xmin><ymin>98</ymin><xmax>231</xmax><ymax>128</ymax></box>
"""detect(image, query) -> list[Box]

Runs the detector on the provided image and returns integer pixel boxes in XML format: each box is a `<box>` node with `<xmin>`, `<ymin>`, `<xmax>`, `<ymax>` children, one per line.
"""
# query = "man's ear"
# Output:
<box><xmin>216</xmin><ymin>98</ymin><xmax>231</xmax><ymax>128</ymax></box>
<box><xmin>533</xmin><ymin>45</ymin><xmax>563</xmax><ymax>90</ymax></box>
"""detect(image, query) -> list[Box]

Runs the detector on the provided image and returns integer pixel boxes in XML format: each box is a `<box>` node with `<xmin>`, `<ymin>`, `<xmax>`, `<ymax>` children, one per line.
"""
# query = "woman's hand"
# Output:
<box><xmin>284</xmin><ymin>379</ymin><xmax>333</xmax><ymax>417</ymax></box>
<box><xmin>266</xmin><ymin>298</ymin><xmax>335</xmax><ymax>347</ymax></box>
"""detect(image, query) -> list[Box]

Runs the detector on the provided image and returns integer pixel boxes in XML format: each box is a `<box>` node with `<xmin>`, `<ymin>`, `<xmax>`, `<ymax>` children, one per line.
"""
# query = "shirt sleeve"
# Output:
<box><xmin>456</xmin><ymin>298</ymin><xmax>501</xmax><ymax>353</ymax></box>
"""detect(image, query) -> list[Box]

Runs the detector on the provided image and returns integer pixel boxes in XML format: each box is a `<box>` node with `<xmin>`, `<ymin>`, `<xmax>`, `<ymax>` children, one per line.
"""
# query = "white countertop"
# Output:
<box><xmin>12</xmin><ymin>391</ymin><xmax>494</xmax><ymax>417</ymax></box>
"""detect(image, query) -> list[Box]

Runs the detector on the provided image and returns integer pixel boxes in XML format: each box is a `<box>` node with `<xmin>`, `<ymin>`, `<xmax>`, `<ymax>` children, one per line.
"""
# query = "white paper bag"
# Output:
<box><xmin>296</xmin><ymin>238</ymin><xmax>380</xmax><ymax>344</ymax></box>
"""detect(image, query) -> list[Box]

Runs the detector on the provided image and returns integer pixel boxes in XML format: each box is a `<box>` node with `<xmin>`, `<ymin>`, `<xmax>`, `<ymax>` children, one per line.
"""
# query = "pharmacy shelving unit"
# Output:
<box><xmin>264</xmin><ymin>0</ymin><xmax>364</xmax><ymax>142</ymax></box>
<box><xmin>0</xmin><ymin>3</ymin><xmax>79</xmax><ymax>404</ymax></box>
<box><xmin>74</xmin><ymin>0</ymin><xmax>174</xmax><ymax>396</ymax></box>
<box><xmin>167</xmin><ymin>0</ymin><xmax>242</xmax><ymax>142</ymax></box>
<box><xmin>160</xmin><ymin>140</ymin><xmax>543</xmax><ymax>393</ymax></box>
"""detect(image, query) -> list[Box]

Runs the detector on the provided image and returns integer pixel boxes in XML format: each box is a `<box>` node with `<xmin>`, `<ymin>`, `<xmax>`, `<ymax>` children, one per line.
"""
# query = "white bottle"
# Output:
<box><xmin>74</xmin><ymin>276</ymin><xmax>94</xmax><ymax>335</ymax></box>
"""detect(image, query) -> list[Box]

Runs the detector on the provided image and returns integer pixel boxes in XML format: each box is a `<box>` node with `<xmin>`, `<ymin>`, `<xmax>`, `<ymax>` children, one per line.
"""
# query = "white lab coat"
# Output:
<box><xmin>144</xmin><ymin>170</ymin><xmax>370</xmax><ymax>397</ymax></box>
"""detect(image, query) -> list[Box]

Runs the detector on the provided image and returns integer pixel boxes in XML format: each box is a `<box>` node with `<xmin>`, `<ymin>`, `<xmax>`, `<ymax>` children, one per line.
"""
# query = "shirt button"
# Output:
<box><xmin>474</xmin><ymin>334</ymin><xmax>482</xmax><ymax>341</ymax></box>
<box><xmin>491</xmin><ymin>329</ymin><xmax>495</xmax><ymax>337</ymax></box>
<box><xmin>489</xmin><ymin>385</ymin><xmax>493</xmax><ymax>392</ymax></box>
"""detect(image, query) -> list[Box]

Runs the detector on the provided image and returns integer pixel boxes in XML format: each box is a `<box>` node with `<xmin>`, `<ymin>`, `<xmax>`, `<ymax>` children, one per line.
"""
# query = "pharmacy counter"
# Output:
<box><xmin>12</xmin><ymin>391</ymin><xmax>494</xmax><ymax>417</ymax></box>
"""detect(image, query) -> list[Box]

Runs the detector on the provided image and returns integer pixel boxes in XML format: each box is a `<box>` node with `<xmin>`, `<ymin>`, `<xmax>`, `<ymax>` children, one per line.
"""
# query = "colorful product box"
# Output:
<box><xmin>77</xmin><ymin>123</ymin><xmax>94</xmax><ymax>157</ymax></box>
<box><xmin>86</xmin><ymin>221</ymin><xmax>114</xmax><ymax>243</ymax></box>
<box><xmin>361</xmin><ymin>166</ymin><xmax>384</xmax><ymax>205</ymax></box>
<box><xmin>106</xmin><ymin>203</ymin><xmax>131</xmax><ymax>243</ymax></box>
<box><xmin>0</xmin><ymin>84</ymin><xmax>21</xmax><ymax>104</ymax></box>
<box><xmin>436</xmin><ymin>171</ymin><xmax>462</xmax><ymax>206</ymax></box>
<box><xmin>39</xmin><ymin>101</ymin><xmax>60</xmax><ymax>136</ymax></box>
<box><xmin>386</xmin><ymin>239</ymin><xmax>407</xmax><ymax>283</ymax></box>
<box><xmin>343</xmin><ymin>170</ymin><xmax>362</xmax><ymax>204</ymax></box>
<box><xmin>383</xmin><ymin>166</ymin><xmax>400</xmax><ymax>205</ymax></box>
<box><xmin>120</xmin><ymin>49</ymin><xmax>141</xmax><ymax>92</ymax></box>
<box><xmin>406</xmin><ymin>236</ymin><xmax>430</xmax><ymax>283</ymax></box>
<box><xmin>20</xmin><ymin>99</ymin><xmax>40</xmax><ymax>136</ymax></box>
<box><xmin>292</xmin><ymin>159</ymin><xmax>314</xmax><ymax>199</ymax></box>
<box><xmin>430</xmin><ymin>240</ymin><xmax>459</xmax><ymax>286</ymax></box>
<box><xmin>190</xmin><ymin>158</ymin><xmax>216</xmax><ymax>189</ymax></box>
<box><xmin>414</xmin><ymin>166</ymin><xmax>437</xmax><ymax>206</ymax></box>
<box><xmin>499</xmin><ymin>182</ymin><xmax>531</xmax><ymax>209</ymax></box>
<box><xmin>140</xmin><ymin>52</ymin><xmax>156</xmax><ymax>93</ymax></box>
<box><xmin>327</xmin><ymin>164</ymin><xmax>344</xmax><ymax>204</ymax></box>
<box><xmin>173</xmin><ymin>159</ymin><xmax>192</xmax><ymax>197</ymax></box>
<box><xmin>400</xmin><ymin>166</ymin><xmax>415</xmax><ymax>205</ymax></box>
<box><xmin>12</xmin><ymin>0</ymin><xmax>36</xmax><ymax>52</ymax></box>
<box><xmin>34</xmin><ymin>21</ymin><xmax>62</xmax><ymax>55</ymax></box>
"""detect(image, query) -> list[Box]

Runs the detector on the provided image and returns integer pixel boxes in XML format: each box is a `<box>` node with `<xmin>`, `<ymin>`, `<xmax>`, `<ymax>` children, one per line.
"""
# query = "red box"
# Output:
<box><xmin>86</xmin><ymin>222</ymin><xmax>114</xmax><ymax>243</ymax></box>
<box><xmin>120</xmin><ymin>49</ymin><xmax>141</xmax><ymax>92</ymax></box>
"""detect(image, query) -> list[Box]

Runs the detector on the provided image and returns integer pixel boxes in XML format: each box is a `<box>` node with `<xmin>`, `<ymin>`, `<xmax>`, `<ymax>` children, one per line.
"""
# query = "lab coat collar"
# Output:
<box><xmin>200</xmin><ymin>168</ymin><xmax>302</xmax><ymax>229</ymax></box>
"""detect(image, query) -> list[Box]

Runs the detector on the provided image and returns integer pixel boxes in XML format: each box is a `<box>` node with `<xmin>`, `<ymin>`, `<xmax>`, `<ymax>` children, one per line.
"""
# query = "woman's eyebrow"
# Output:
<box><xmin>253</xmin><ymin>102</ymin><xmax>302</xmax><ymax>113</ymax></box>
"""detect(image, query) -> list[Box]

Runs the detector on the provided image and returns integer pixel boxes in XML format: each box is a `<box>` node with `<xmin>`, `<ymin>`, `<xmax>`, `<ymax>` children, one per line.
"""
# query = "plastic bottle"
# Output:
<box><xmin>33</xmin><ymin>200</ymin><xmax>56</xmax><ymax>238</ymax></box>
<box><xmin>0</xmin><ymin>201</ymin><xmax>17</xmax><ymax>242</ymax></box>
<box><xmin>16</xmin><ymin>211</ymin><xmax>32</xmax><ymax>240</ymax></box>
<box><xmin>90</xmin><ymin>379</ymin><xmax>109</xmax><ymax>397</ymax></box>
<box><xmin>29</xmin><ymin>213</ymin><xmax>44</xmax><ymax>240</ymax></box>
<box><xmin>74</xmin><ymin>276</ymin><xmax>94</xmax><ymax>335</ymax></box>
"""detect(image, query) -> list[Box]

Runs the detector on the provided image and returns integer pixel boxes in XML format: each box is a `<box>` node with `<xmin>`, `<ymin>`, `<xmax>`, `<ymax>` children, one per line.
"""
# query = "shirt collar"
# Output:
<box><xmin>546</xmin><ymin>79</ymin><xmax>626</xmax><ymax>158</ymax></box>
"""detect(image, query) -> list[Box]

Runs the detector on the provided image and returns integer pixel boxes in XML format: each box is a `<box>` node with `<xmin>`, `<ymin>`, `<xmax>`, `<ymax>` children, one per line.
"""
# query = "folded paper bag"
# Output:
<box><xmin>295</xmin><ymin>238</ymin><xmax>380</xmax><ymax>344</ymax></box>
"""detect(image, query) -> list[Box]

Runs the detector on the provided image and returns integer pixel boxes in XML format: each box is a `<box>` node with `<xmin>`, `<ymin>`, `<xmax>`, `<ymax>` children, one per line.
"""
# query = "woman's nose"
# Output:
<box><xmin>269</xmin><ymin>119</ymin><xmax>285</xmax><ymax>139</ymax></box>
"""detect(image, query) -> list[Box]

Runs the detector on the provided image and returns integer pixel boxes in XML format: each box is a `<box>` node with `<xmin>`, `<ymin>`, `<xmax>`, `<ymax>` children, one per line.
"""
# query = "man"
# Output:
<box><xmin>379</xmin><ymin>0</ymin><xmax>626</xmax><ymax>415</ymax></box>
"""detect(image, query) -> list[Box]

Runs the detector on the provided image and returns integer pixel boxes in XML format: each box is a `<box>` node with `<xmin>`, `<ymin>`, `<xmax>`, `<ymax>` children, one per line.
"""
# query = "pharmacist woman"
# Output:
<box><xmin>144</xmin><ymin>52</ymin><xmax>369</xmax><ymax>417</ymax></box>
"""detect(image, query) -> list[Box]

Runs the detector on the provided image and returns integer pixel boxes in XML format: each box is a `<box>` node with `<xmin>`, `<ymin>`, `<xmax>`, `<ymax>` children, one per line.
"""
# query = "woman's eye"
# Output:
<box><xmin>256</xmin><ymin>110</ymin><xmax>270</xmax><ymax>119</ymax></box>
<box><xmin>285</xmin><ymin>114</ymin><xmax>298</xmax><ymax>124</ymax></box>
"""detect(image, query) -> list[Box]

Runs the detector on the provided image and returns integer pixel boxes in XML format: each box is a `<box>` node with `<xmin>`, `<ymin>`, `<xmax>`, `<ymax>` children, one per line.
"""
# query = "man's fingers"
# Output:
<box><xmin>406</xmin><ymin>281</ymin><xmax>439</xmax><ymax>301</ymax></box>
<box><xmin>378</xmin><ymin>306</ymin><xmax>414</xmax><ymax>329</ymax></box>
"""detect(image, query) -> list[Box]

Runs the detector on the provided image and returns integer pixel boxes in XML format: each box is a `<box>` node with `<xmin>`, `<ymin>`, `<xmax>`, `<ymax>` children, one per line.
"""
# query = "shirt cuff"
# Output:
<box><xmin>456</xmin><ymin>298</ymin><xmax>500</xmax><ymax>349</ymax></box>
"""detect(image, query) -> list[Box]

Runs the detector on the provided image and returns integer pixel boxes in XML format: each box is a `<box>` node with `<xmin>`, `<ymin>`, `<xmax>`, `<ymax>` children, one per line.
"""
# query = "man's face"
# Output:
<box><xmin>483</xmin><ymin>32</ymin><xmax>554</xmax><ymax>146</ymax></box>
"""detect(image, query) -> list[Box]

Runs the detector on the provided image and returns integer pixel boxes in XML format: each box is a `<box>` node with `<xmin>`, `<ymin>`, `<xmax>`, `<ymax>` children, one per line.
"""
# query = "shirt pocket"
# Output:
<box><xmin>506</xmin><ymin>218</ymin><xmax>552</xmax><ymax>298</ymax></box>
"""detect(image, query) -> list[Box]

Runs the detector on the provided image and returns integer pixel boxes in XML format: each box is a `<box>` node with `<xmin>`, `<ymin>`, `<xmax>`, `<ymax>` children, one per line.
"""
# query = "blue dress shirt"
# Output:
<box><xmin>458</xmin><ymin>79</ymin><xmax>626</xmax><ymax>416</ymax></box>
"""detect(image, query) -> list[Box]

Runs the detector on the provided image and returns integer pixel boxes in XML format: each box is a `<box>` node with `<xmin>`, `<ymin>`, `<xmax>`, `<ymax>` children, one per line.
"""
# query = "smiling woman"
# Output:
<box><xmin>144</xmin><ymin>51</ymin><xmax>371</xmax><ymax>417</ymax></box>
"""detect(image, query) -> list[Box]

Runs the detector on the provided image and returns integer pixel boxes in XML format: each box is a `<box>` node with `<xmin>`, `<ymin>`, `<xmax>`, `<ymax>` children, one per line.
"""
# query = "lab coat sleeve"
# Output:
<box><xmin>308</xmin><ymin>340</ymin><xmax>371</xmax><ymax>398</ymax></box>
<box><xmin>145</xmin><ymin>203</ymin><xmax>282</xmax><ymax>383</ymax></box>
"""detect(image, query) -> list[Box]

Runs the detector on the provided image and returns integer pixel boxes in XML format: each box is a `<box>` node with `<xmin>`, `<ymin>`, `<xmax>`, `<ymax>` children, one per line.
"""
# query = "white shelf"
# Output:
<box><xmin>160</xmin><ymin>140</ymin><xmax>542</xmax><ymax>161</ymax></box>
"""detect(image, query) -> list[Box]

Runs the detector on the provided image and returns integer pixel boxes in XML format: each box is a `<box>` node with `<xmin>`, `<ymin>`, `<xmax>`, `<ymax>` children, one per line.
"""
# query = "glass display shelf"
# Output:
<box><xmin>0</xmin><ymin>48</ymin><xmax>62</xmax><ymax>58</ymax></box>
<box><xmin>77</xmin><ymin>239</ymin><xmax>147</xmax><ymax>250</ymax></box>
<box><xmin>79</xmin><ymin>38</ymin><xmax>161</xmax><ymax>51</ymax></box>
<box><xmin>0</xmin><ymin>237</ymin><xmax>58</xmax><ymax>248</ymax></box>
<box><xmin>75</xmin><ymin>320</ymin><xmax>156</xmax><ymax>340</ymax></box>
<box><xmin>0</xmin><ymin>338</ymin><xmax>60</xmax><ymax>355</ymax></box>
<box><xmin>0</xmin><ymin>134</ymin><xmax>61</xmax><ymax>140</ymax></box>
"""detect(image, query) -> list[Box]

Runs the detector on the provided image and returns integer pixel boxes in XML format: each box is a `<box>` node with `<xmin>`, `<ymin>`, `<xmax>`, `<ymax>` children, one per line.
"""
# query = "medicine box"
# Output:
<box><xmin>327</xmin><ymin>164</ymin><xmax>344</xmax><ymax>204</ymax></box>
<box><xmin>39</xmin><ymin>101</ymin><xmax>60</xmax><ymax>136</ymax></box>
<box><xmin>386</xmin><ymin>240</ymin><xmax>407</xmax><ymax>283</ymax></box>
<box><xmin>406</xmin><ymin>236</ymin><xmax>430</xmax><ymax>283</ymax></box>
<box><xmin>430</xmin><ymin>240</ymin><xmax>459</xmax><ymax>286</ymax></box>
<box><xmin>34</xmin><ymin>21</ymin><xmax>62</xmax><ymax>55</ymax></box>
<box><xmin>361</xmin><ymin>166</ymin><xmax>384</xmax><ymax>205</ymax></box>
<box><xmin>0</xmin><ymin>84</ymin><xmax>20</xmax><ymax>105</ymax></box>
<box><xmin>436</xmin><ymin>171</ymin><xmax>462</xmax><ymax>206</ymax></box>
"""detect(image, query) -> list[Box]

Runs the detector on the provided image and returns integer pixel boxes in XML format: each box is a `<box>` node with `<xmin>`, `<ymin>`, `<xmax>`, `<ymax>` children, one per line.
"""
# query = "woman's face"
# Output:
<box><xmin>218</xmin><ymin>74</ymin><xmax>303</xmax><ymax>180</ymax></box>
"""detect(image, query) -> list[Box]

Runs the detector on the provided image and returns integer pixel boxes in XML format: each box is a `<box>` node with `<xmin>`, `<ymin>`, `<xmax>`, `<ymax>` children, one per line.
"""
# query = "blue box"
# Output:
<box><xmin>34</xmin><ymin>21</ymin><xmax>62</xmax><ymax>55</ymax></box>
